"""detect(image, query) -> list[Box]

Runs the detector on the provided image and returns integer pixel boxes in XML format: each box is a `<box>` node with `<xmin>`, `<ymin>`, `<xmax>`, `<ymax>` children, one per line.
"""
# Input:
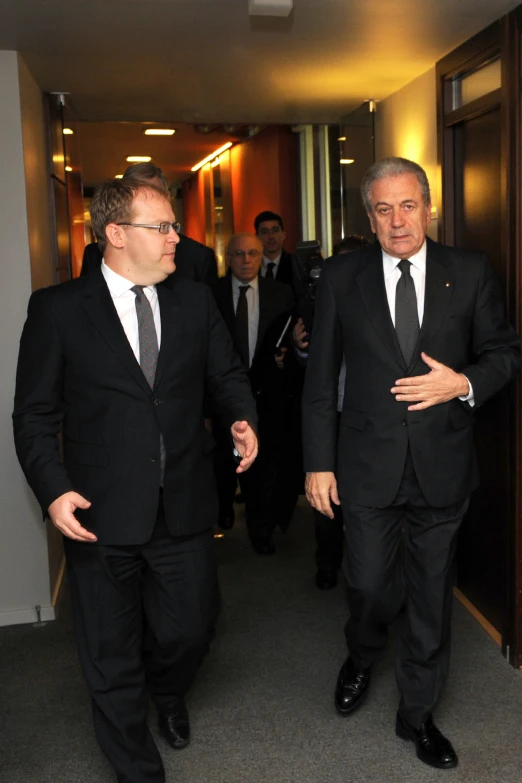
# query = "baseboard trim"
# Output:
<box><xmin>454</xmin><ymin>587</ymin><xmax>502</xmax><ymax>647</ymax></box>
<box><xmin>0</xmin><ymin>605</ymin><xmax>55</xmax><ymax>627</ymax></box>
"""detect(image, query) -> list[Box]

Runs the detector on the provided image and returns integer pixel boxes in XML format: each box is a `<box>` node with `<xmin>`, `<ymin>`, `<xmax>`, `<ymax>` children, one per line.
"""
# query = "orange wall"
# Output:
<box><xmin>231</xmin><ymin>126</ymin><xmax>298</xmax><ymax>251</ymax></box>
<box><xmin>182</xmin><ymin>169</ymin><xmax>206</xmax><ymax>244</ymax></box>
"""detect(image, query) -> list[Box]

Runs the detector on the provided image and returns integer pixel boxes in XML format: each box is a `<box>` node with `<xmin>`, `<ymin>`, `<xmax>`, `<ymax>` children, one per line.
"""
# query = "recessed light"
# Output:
<box><xmin>115</xmin><ymin>174</ymin><xmax>124</xmax><ymax>179</ymax></box>
<box><xmin>126</xmin><ymin>156</ymin><xmax>152</xmax><ymax>163</ymax></box>
<box><xmin>63</xmin><ymin>128</ymin><xmax>74</xmax><ymax>135</ymax></box>
<box><xmin>340</xmin><ymin>158</ymin><xmax>355</xmax><ymax>164</ymax></box>
<box><xmin>65</xmin><ymin>166</ymin><xmax>73</xmax><ymax>172</ymax></box>
<box><xmin>337</xmin><ymin>136</ymin><xmax>347</xmax><ymax>141</ymax></box>
<box><xmin>144</xmin><ymin>129</ymin><xmax>175</xmax><ymax>136</ymax></box>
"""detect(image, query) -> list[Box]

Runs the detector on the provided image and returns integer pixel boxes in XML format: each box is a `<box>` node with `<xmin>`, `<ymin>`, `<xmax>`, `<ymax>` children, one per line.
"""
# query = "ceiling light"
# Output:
<box><xmin>337</xmin><ymin>136</ymin><xmax>346</xmax><ymax>141</ymax></box>
<box><xmin>115</xmin><ymin>174</ymin><xmax>123</xmax><ymax>179</ymax></box>
<box><xmin>65</xmin><ymin>166</ymin><xmax>72</xmax><ymax>172</ymax></box>
<box><xmin>249</xmin><ymin>0</ymin><xmax>293</xmax><ymax>17</ymax></box>
<box><xmin>144</xmin><ymin>129</ymin><xmax>176</xmax><ymax>136</ymax></box>
<box><xmin>191</xmin><ymin>142</ymin><xmax>233</xmax><ymax>172</ymax></box>
<box><xmin>340</xmin><ymin>159</ymin><xmax>355</xmax><ymax>164</ymax></box>
<box><xmin>62</xmin><ymin>128</ymin><xmax>74</xmax><ymax>135</ymax></box>
<box><xmin>126</xmin><ymin>156</ymin><xmax>152</xmax><ymax>163</ymax></box>
<box><xmin>211</xmin><ymin>157</ymin><xmax>221</xmax><ymax>168</ymax></box>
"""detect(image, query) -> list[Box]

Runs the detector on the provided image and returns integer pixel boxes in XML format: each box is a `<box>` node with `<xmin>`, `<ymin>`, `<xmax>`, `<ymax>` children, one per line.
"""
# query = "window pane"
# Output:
<box><xmin>452</xmin><ymin>58</ymin><xmax>501</xmax><ymax>110</ymax></box>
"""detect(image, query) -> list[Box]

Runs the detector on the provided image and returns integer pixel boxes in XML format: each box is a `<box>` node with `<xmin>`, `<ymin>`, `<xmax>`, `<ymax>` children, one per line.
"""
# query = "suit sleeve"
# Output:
<box><xmin>459</xmin><ymin>255</ymin><xmax>520</xmax><ymax>406</ymax></box>
<box><xmin>12</xmin><ymin>290</ymin><xmax>74</xmax><ymax>516</ymax></box>
<box><xmin>204</xmin><ymin>287</ymin><xmax>257</xmax><ymax>431</ymax></box>
<box><xmin>301</xmin><ymin>261</ymin><xmax>343</xmax><ymax>472</ymax></box>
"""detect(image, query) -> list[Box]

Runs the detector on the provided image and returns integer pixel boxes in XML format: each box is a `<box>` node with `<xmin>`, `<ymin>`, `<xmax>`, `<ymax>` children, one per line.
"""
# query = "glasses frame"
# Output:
<box><xmin>116</xmin><ymin>221</ymin><xmax>181</xmax><ymax>235</ymax></box>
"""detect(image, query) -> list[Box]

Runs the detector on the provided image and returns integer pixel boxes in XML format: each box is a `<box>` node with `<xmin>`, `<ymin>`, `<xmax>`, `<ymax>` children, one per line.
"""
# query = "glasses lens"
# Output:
<box><xmin>247</xmin><ymin>250</ymin><xmax>260</xmax><ymax>257</ymax></box>
<box><xmin>173</xmin><ymin>222</ymin><xmax>181</xmax><ymax>233</ymax></box>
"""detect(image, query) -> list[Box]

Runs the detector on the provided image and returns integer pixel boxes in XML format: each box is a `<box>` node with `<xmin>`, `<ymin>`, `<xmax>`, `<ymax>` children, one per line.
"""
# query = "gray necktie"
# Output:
<box><xmin>395</xmin><ymin>260</ymin><xmax>419</xmax><ymax>367</ymax></box>
<box><xmin>131</xmin><ymin>285</ymin><xmax>158</xmax><ymax>388</ymax></box>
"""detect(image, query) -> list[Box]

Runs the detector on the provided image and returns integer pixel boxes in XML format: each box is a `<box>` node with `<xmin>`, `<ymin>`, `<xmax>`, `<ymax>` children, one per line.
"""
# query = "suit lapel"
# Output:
<box><xmin>154</xmin><ymin>281</ymin><xmax>183</xmax><ymax>390</ymax></box>
<box><xmin>355</xmin><ymin>245</ymin><xmax>407</xmax><ymax>371</ymax></box>
<box><xmin>256</xmin><ymin>277</ymin><xmax>271</xmax><ymax>355</ymax></box>
<box><xmin>417</xmin><ymin>239</ymin><xmax>454</xmax><ymax>355</ymax></box>
<box><xmin>80</xmin><ymin>267</ymin><xmax>151</xmax><ymax>395</ymax></box>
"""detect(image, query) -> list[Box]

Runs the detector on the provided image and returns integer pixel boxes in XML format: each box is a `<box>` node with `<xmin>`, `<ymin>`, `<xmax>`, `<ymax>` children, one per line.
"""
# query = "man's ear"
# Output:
<box><xmin>105</xmin><ymin>223</ymin><xmax>126</xmax><ymax>249</ymax></box>
<box><xmin>367</xmin><ymin>210</ymin><xmax>376</xmax><ymax>234</ymax></box>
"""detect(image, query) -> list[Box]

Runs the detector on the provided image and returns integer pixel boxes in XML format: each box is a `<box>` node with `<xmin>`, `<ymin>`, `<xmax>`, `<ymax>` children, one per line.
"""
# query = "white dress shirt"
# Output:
<box><xmin>231</xmin><ymin>274</ymin><xmax>259</xmax><ymax>368</ymax></box>
<box><xmin>381</xmin><ymin>242</ymin><xmax>474</xmax><ymax>405</ymax></box>
<box><xmin>101</xmin><ymin>261</ymin><xmax>161</xmax><ymax>359</ymax></box>
<box><xmin>261</xmin><ymin>252</ymin><xmax>281</xmax><ymax>278</ymax></box>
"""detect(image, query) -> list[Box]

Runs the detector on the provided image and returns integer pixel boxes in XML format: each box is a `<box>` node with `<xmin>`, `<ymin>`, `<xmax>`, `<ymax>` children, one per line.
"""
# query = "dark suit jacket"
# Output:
<box><xmin>302</xmin><ymin>238</ymin><xmax>520</xmax><ymax>508</ymax></box>
<box><xmin>213</xmin><ymin>275</ymin><xmax>295</xmax><ymax>398</ymax></box>
<box><xmin>80</xmin><ymin>234</ymin><xmax>218</xmax><ymax>290</ymax></box>
<box><xmin>272</xmin><ymin>249</ymin><xmax>294</xmax><ymax>287</ymax></box>
<box><xmin>13</xmin><ymin>269</ymin><xmax>256</xmax><ymax>545</ymax></box>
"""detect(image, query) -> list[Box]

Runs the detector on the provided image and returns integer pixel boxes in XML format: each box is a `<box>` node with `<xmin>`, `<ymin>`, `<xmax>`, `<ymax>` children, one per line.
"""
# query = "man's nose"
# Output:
<box><xmin>390</xmin><ymin>207</ymin><xmax>404</xmax><ymax>226</ymax></box>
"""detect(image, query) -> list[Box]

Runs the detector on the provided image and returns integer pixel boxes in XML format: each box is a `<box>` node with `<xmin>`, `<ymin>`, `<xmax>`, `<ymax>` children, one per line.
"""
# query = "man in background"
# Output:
<box><xmin>254</xmin><ymin>210</ymin><xmax>294</xmax><ymax>287</ymax></box>
<box><xmin>81</xmin><ymin>162</ymin><xmax>218</xmax><ymax>290</ymax></box>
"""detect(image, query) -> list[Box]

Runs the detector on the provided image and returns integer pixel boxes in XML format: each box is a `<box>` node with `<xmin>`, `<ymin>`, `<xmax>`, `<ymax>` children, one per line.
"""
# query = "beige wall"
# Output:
<box><xmin>375</xmin><ymin>67</ymin><xmax>439</xmax><ymax>241</ymax></box>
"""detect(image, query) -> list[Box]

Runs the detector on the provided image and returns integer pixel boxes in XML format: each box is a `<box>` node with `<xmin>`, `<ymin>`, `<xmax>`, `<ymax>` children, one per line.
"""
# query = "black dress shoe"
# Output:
<box><xmin>396</xmin><ymin>713</ymin><xmax>458</xmax><ymax>769</ymax></box>
<box><xmin>335</xmin><ymin>657</ymin><xmax>371</xmax><ymax>716</ymax></box>
<box><xmin>251</xmin><ymin>537</ymin><xmax>276</xmax><ymax>555</ymax></box>
<box><xmin>159</xmin><ymin>699</ymin><xmax>190</xmax><ymax>750</ymax></box>
<box><xmin>315</xmin><ymin>570</ymin><xmax>337</xmax><ymax>590</ymax></box>
<box><xmin>218</xmin><ymin>509</ymin><xmax>235</xmax><ymax>530</ymax></box>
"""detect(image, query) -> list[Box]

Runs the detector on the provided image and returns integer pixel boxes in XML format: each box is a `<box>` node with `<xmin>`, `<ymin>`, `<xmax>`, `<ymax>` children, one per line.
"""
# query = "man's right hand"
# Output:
<box><xmin>293</xmin><ymin>318</ymin><xmax>309</xmax><ymax>351</ymax></box>
<box><xmin>305</xmin><ymin>471</ymin><xmax>340</xmax><ymax>519</ymax></box>
<box><xmin>48</xmin><ymin>492</ymin><xmax>97</xmax><ymax>542</ymax></box>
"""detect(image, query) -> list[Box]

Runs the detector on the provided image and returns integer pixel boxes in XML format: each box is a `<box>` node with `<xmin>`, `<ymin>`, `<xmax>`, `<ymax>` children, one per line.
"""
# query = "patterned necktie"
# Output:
<box><xmin>395</xmin><ymin>260</ymin><xmax>419</xmax><ymax>367</ymax></box>
<box><xmin>265</xmin><ymin>262</ymin><xmax>276</xmax><ymax>280</ymax></box>
<box><xmin>131</xmin><ymin>285</ymin><xmax>158</xmax><ymax>388</ymax></box>
<box><xmin>236</xmin><ymin>284</ymin><xmax>250</xmax><ymax>368</ymax></box>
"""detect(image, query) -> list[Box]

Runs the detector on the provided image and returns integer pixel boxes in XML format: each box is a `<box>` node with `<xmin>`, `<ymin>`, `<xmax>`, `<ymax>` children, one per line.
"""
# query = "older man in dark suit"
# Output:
<box><xmin>13</xmin><ymin>178</ymin><xmax>257</xmax><ymax>783</ymax></box>
<box><xmin>302</xmin><ymin>157</ymin><xmax>520</xmax><ymax>770</ymax></box>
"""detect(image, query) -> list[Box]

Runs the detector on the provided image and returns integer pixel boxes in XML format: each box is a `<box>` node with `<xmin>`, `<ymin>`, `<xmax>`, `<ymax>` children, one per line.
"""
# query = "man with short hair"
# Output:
<box><xmin>254</xmin><ymin>210</ymin><xmax>294</xmax><ymax>287</ymax></box>
<box><xmin>13</xmin><ymin>178</ymin><xmax>257</xmax><ymax>783</ymax></box>
<box><xmin>213</xmin><ymin>232</ymin><xmax>296</xmax><ymax>554</ymax></box>
<box><xmin>81</xmin><ymin>162</ymin><xmax>218</xmax><ymax>290</ymax></box>
<box><xmin>302</xmin><ymin>157</ymin><xmax>520</xmax><ymax>769</ymax></box>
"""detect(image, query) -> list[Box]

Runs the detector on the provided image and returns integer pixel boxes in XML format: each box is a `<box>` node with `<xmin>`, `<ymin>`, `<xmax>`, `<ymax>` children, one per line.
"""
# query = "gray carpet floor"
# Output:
<box><xmin>1</xmin><ymin>497</ymin><xmax>522</xmax><ymax>783</ymax></box>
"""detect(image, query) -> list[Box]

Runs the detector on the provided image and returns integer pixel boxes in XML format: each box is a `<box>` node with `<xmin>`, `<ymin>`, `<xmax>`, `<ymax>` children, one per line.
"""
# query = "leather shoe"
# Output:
<box><xmin>335</xmin><ymin>657</ymin><xmax>371</xmax><ymax>715</ymax></box>
<box><xmin>315</xmin><ymin>570</ymin><xmax>337</xmax><ymax>590</ymax></box>
<box><xmin>159</xmin><ymin>699</ymin><xmax>190</xmax><ymax>750</ymax></box>
<box><xmin>251</xmin><ymin>537</ymin><xmax>276</xmax><ymax>555</ymax></box>
<box><xmin>218</xmin><ymin>509</ymin><xmax>235</xmax><ymax>530</ymax></box>
<box><xmin>396</xmin><ymin>712</ymin><xmax>458</xmax><ymax>769</ymax></box>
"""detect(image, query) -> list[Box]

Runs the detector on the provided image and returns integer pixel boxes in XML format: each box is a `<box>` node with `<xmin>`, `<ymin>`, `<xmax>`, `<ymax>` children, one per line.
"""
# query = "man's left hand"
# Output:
<box><xmin>231</xmin><ymin>420</ymin><xmax>258</xmax><ymax>473</ymax></box>
<box><xmin>391</xmin><ymin>352</ymin><xmax>469</xmax><ymax>411</ymax></box>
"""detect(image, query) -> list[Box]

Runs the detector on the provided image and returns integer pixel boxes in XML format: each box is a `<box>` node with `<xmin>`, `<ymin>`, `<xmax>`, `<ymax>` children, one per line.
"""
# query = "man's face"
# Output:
<box><xmin>111</xmin><ymin>189</ymin><xmax>178</xmax><ymax>285</ymax></box>
<box><xmin>227</xmin><ymin>235</ymin><xmax>263</xmax><ymax>283</ymax></box>
<box><xmin>367</xmin><ymin>173</ymin><xmax>431</xmax><ymax>259</ymax></box>
<box><xmin>257</xmin><ymin>220</ymin><xmax>285</xmax><ymax>257</ymax></box>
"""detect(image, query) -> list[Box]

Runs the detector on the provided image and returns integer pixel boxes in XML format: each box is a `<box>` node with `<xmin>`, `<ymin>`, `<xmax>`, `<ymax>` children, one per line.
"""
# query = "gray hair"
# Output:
<box><xmin>123</xmin><ymin>162</ymin><xmax>169</xmax><ymax>194</ymax></box>
<box><xmin>361</xmin><ymin>157</ymin><xmax>431</xmax><ymax>213</ymax></box>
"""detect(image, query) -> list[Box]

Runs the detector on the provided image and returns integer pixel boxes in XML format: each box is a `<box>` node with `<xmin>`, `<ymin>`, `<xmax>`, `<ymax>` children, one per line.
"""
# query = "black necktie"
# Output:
<box><xmin>265</xmin><ymin>262</ymin><xmax>276</xmax><ymax>280</ymax></box>
<box><xmin>395</xmin><ymin>260</ymin><xmax>419</xmax><ymax>367</ymax></box>
<box><xmin>236</xmin><ymin>284</ymin><xmax>250</xmax><ymax>368</ymax></box>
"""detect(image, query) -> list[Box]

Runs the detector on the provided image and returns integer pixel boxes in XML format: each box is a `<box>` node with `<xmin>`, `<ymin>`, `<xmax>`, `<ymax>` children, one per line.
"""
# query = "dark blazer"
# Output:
<box><xmin>271</xmin><ymin>249</ymin><xmax>294</xmax><ymax>287</ymax></box>
<box><xmin>80</xmin><ymin>234</ymin><xmax>218</xmax><ymax>290</ymax></box>
<box><xmin>213</xmin><ymin>275</ymin><xmax>295</xmax><ymax>396</ymax></box>
<box><xmin>302</xmin><ymin>238</ymin><xmax>520</xmax><ymax>508</ymax></box>
<box><xmin>13</xmin><ymin>269</ymin><xmax>256</xmax><ymax>545</ymax></box>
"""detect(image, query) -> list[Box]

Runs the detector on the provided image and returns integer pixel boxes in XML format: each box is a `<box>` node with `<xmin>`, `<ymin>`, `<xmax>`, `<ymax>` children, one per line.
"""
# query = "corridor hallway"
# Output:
<box><xmin>1</xmin><ymin>498</ymin><xmax>521</xmax><ymax>783</ymax></box>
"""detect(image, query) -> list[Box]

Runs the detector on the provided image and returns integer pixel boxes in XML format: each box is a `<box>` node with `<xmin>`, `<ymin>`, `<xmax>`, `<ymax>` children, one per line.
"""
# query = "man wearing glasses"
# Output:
<box><xmin>254</xmin><ymin>210</ymin><xmax>294</xmax><ymax>288</ymax></box>
<box><xmin>213</xmin><ymin>233</ymin><xmax>295</xmax><ymax>554</ymax></box>
<box><xmin>13</xmin><ymin>178</ymin><xmax>258</xmax><ymax>783</ymax></box>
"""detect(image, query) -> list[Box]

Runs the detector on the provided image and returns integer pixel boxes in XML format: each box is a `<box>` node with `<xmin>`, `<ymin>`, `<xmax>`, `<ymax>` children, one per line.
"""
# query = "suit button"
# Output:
<box><xmin>153</xmin><ymin>398</ymin><xmax>161</xmax><ymax>406</ymax></box>
<box><xmin>150</xmin><ymin>456</ymin><xmax>158</xmax><ymax>463</ymax></box>
<box><xmin>402</xmin><ymin>419</ymin><xmax>407</xmax><ymax>426</ymax></box>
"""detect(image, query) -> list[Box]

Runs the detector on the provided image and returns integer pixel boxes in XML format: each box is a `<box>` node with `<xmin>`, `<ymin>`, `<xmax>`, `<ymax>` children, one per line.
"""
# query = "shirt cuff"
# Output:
<box><xmin>458</xmin><ymin>374</ymin><xmax>475</xmax><ymax>407</ymax></box>
<box><xmin>295</xmin><ymin>347</ymin><xmax>309</xmax><ymax>359</ymax></box>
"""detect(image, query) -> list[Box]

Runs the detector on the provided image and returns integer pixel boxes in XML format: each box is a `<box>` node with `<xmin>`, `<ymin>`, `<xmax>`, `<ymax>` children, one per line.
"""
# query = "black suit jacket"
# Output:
<box><xmin>213</xmin><ymin>275</ymin><xmax>295</xmax><ymax>397</ymax></box>
<box><xmin>13</xmin><ymin>269</ymin><xmax>256</xmax><ymax>545</ymax></box>
<box><xmin>272</xmin><ymin>249</ymin><xmax>294</xmax><ymax>287</ymax></box>
<box><xmin>80</xmin><ymin>234</ymin><xmax>218</xmax><ymax>290</ymax></box>
<box><xmin>302</xmin><ymin>238</ymin><xmax>520</xmax><ymax>508</ymax></box>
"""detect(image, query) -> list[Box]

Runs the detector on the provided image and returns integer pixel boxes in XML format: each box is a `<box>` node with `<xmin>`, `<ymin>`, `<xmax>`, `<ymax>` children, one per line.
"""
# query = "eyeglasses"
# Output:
<box><xmin>227</xmin><ymin>249</ymin><xmax>261</xmax><ymax>259</ymax></box>
<box><xmin>258</xmin><ymin>226</ymin><xmax>282</xmax><ymax>236</ymax></box>
<box><xmin>117</xmin><ymin>221</ymin><xmax>181</xmax><ymax>235</ymax></box>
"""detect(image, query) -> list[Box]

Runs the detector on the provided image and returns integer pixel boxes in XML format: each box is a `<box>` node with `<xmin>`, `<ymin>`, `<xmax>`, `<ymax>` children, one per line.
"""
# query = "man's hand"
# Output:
<box><xmin>231</xmin><ymin>420</ymin><xmax>258</xmax><ymax>473</ymax></box>
<box><xmin>48</xmin><ymin>492</ymin><xmax>96</xmax><ymax>542</ymax></box>
<box><xmin>305</xmin><ymin>471</ymin><xmax>340</xmax><ymax>519</ymax></box>
<box><xmin>391</xmin><ymin>352</ymin><xmax>470</xmax><ymax>411</ymax></box>
<box><xmin>293</xmin><ymin>318</ymin><xmax>309</xmax><ymax>351</ymax></box>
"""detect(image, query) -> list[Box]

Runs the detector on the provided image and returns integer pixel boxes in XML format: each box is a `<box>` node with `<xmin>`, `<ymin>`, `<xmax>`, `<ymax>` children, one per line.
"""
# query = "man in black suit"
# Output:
<box><xmin>302</xmin><ymin>157</ymin><xmax>520</xmax><ymax>769</ymax></box>
<box><xmin>81</xmin><ymin>163</ymin><xmax>218</xmax><ymax>290</ymax></box>
<box><xmin>13</xmin><ymin>178</ymin><xmax>257</xmax><ymax>783</ymax></box>
<box><xmin>213</xmin><ymin>233</ymin><xmax>296</xmax><ymax>554</ymax></box>
<box><xmin>254</xmin><ymin>210</ymin><xmax>294</xmax><ymax>288</ymax></box>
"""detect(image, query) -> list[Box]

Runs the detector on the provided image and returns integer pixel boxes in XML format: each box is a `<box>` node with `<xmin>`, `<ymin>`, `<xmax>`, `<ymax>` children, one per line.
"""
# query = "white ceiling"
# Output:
<box><xmin>1</xmin><ymin>0</ymin><xmax>520</xmax><ymax>124</ymax></box>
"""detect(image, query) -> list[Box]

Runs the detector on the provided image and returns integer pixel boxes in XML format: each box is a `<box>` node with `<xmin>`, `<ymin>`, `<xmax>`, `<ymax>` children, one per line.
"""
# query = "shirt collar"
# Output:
<box><xmin>231</xmin><ymin>274</ymin><xmax>259</xmax><ymax>293</ymax></box>
<box><xmin>263</xmin><ymin>253</ymin><xmax>281</xmax><ymax>267</ymax></box>
<box><xmin>382</xmin><ymin>241</ymin><xmax>427</xmax><ymax>278</ymax></box>
<box><xmin>101</xmin><ymin>260</ymin><xmax>156</xmax><ymax>298</ymax></box>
